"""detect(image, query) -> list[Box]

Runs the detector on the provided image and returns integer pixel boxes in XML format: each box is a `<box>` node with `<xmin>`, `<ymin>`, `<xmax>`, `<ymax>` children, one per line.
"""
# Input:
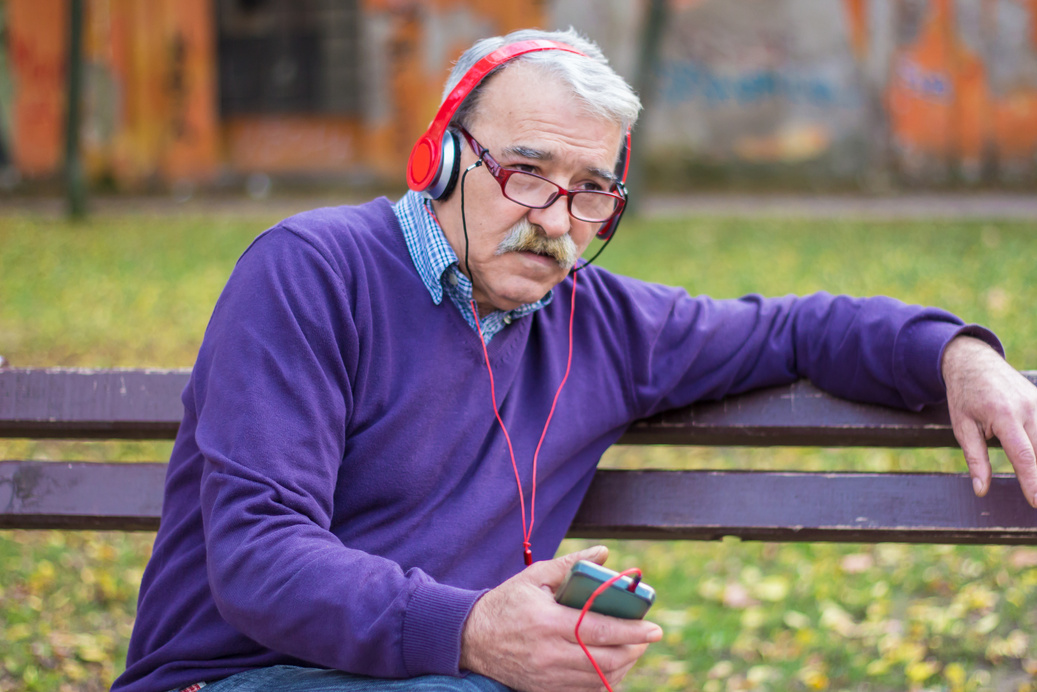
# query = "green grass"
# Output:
<box><xmin>2</xmin><ymin>208</ymin><xmax>1037</xmax><ymax>691</ymax></box>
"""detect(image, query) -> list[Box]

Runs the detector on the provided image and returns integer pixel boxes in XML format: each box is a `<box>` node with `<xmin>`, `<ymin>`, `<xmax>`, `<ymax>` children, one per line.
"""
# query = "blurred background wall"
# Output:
<box><xmin>1</xmin><ymin>0</ymin><xmax>1035</xmax><ymax>193</ymax></box>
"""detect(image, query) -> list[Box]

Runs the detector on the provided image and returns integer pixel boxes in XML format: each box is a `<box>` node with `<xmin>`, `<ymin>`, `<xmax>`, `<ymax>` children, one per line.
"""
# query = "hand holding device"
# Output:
<box><xmin>459</xmin><ymin>546</ymin><xmax>661</xmax><ymax>692</ymax></box>
<box><xmin>554</xmin><ymin>560</ymin><xmax>656</xmax><ymax>691</ymax></box>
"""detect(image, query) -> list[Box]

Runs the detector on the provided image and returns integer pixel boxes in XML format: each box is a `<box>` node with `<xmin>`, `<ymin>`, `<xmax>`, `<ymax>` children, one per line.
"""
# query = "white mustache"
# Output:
<box><xmin>495</xmin><ymin>218</ymin><xmax>579</xmax><ymax>270</ymax></box>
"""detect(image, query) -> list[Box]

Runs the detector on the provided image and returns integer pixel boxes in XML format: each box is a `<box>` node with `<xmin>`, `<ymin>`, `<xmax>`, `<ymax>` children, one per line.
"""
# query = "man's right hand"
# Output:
<box><xmin>459</xmin><ymin>546</ymin><xmax>663</xmax><ymax>691</ymax></box>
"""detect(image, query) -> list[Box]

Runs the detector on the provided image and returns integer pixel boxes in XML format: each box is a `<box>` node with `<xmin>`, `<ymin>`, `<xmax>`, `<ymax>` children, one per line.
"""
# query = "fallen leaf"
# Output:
<box><xmin>1010</xmin><ymin>548</ymin><xmax>1037</xmax><ymax>569</ymax></box>
<box><xmin>840</xmin><ymin>553</ymin><xmax>874</xmax><ymax>574</ymax></box>
<box><xmin>723</xmin><ymin>583</ymin><xmax>759</xmax><ymax>609</ymax></box>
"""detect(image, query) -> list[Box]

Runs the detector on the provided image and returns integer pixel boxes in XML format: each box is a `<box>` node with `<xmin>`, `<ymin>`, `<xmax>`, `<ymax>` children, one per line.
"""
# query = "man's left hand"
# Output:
<box><xmin>942</xmin><ymin>336</ymin><xmax>1037</xmax><ymax>506</ymax></box>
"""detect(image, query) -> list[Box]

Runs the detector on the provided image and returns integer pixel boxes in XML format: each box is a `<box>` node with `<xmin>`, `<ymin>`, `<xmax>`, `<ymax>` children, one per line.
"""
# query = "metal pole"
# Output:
<box><xmin>625</xmin><ymin>0</ymin><xmax>668</xmax><ymax>217</ymax></box>
<box><xmin>65</xmin><ymin>0</ymin><xmax>87</xmax><ymax>219</ymax></box>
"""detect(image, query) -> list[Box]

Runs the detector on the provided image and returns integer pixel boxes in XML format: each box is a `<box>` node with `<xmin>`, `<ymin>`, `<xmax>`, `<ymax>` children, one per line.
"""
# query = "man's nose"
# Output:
<box><xmin>526</xmin><ymin>196</ymin><xmax>571</xmax><ymax>239</ymax></box>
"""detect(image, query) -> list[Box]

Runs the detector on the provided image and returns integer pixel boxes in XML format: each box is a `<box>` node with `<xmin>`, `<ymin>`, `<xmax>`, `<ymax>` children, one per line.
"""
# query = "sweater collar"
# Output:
<box><xmin>392</xmin><ymin>191</ymin><xmax>553</xmax><ymax>340</ymax></box>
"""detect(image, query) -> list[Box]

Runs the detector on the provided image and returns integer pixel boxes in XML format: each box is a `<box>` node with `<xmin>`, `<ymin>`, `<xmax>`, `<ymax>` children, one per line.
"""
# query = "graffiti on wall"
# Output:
<box><xmin>660</xmin><ymin>63</ymin><xmax>851</xmax><ymax>109</ymax></box>
<box><xmin>884</xmin><ymin>0</ymin><xmax>1037</xmax><ymax>180</ymax></box>
<box><xmin>561</xmin><ymin>0</ymin><xmax>1037</xmax><ymax>183</ymax></box>
<box><xmin>642</xmin><ymin>0</ymin><xmax>864</xmax><ymax>168</ymax></box>
<box><xmin>6</xmin><ymin>0</ymin><xmax>68</xmax><ymax>177</ymax></box>
<box><xmin>4</xmin><ymin>0</ymin><xmax>1035</xmax><ymax>186</ymax></box>
<box><xmin>0</xmin><ymin>0</ymin><xmax>545</xmax><ymax>186</ymax></box>
<box><xmin>4</xmin><ymin>0</ymin><xmax>220</xmax><ymax>186</ymax></box>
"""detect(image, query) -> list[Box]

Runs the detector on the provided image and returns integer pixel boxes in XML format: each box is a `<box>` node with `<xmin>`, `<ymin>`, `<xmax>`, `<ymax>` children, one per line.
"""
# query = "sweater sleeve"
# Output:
<box><xmin>612</xmin><ymin>283</ymin><xmax>1002</xmax><ymax>418</ymax></box>
<box><xmin>190</xmin><ymin>227</ymin><xmax>481</xmax><ymax>678</ymax></box>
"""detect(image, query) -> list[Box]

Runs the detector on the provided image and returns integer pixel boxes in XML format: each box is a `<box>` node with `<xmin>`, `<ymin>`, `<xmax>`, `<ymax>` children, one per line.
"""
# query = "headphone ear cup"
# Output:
<box><xmin>423</xmin><ymin>130</ymin><xmax>462</xmax><ymax>200</ymax></box>
<box><xmin>596</xmin><ymin>204</ymin><xmax>624</xmax><ymax>240</ymax></box>
<box><xmin>597</xmin><ymin>132</ymin><xmax>631</xmax><ymax>239</ymax></box>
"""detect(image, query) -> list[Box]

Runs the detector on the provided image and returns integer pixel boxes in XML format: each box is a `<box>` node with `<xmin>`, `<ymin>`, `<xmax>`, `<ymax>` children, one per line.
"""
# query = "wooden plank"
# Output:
<box><xmin>1</xmin><ymin>369</ymin><xmax>1035</xmax><ymax>446</ymax></box>
<box><xmin>0</xmin><ymin>368</ymin><xmax>189</xmax><ymax>439</ymax></box>
<box><xmin>569</xmin><ymin>470</ymin><xmax>1037</xmax><ymax>544</ymax></box>
<box><xmin>0</xmin><ymin>460</ymin><xmax>166</xmax><ymax>531</ymax></box>
<box><xmin>621</xmin><ymin>372</ymin><xmax>1037</xmax><ymax>447</ymax></box>
<box><xmin>3</xmin><ymin>461</ymin><xmax>1037</xmax><ymax>543</ymax></box>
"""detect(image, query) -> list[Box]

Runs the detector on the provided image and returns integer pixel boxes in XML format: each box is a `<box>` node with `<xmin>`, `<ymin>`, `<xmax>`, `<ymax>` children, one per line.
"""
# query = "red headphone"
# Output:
<box><xmin>405</xmin><ymin>39</ymin><xmax>631</xmax><ymax>240</ymax></box>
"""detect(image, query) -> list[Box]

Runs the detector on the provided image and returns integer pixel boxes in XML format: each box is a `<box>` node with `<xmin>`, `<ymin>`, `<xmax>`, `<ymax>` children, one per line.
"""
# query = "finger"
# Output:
<box><xmin>1023</xmin><ymin>407</ymin><xmax>1037</xmax><ymax>505</ymax></box>
<box><xmin>530</xmin><ymin>545</ymin><xmax>609</xmax><ymax>590</ymax></box>
<box><xmin>563</xmin><ymin>611</ymin><xmax>663</xmax><ymax>647</ymax></box>
<box><xmin>954</xmin><ymin>417</ymin><xmax>993</xmax><ymax>497</ymax></box>
<box><xmin>1027</xmin><ymin>414</ymin><xmax>1037</xmax><ymax>462</ymax></box>
<box><xmin>605</xmin><ymin>649</ymin><xmax>650</xmax><ymax>690</ymax></box>
<box><xmin>995</xmin><ymin>419</ymin><xmax>1037</xmax><ymax>508</ymax></box>
<box><xmin>555</xmin><ymin>545</ymin><xmax>609</xmax><ymax>569</ymax></box>
<box><xmin>610</xmin><ymin>656</ymin><xmax>644</xmax><ymax>686</ymax></box>
<box><xmin>572</xmin><ymin>544</ymin><xmax>609</xmax><ymax>566</ymax></box>
<box><xmin>576</xmin><ymin>642</ymin><xmax>649</xmax><ymax>680</ymax></box>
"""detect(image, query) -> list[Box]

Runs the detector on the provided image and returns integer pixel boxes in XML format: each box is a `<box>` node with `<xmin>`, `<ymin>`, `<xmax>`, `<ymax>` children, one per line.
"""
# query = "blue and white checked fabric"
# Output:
<box><xmin>392</xmin><ymin>190</ymin><xmax>552</xmax><ymax>343</ymax></box>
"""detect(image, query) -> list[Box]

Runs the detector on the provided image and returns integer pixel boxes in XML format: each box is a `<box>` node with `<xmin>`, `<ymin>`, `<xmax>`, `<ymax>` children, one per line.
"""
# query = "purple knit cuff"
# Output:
<box><xmin>895</xmin><ymin>320</ymin><xmax>1003</xmax><ymax>410</ymax></box>
<box><xmin>401</xmin><ymin>580</ymin><xmax>485</xmax><ymax>677</ymax></box>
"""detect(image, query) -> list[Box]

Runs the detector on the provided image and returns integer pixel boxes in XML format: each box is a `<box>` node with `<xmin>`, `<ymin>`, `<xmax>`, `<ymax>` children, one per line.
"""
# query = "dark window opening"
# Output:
<box><xmin>216</xmin><ymin>0</ymin><xmax>362</xmax><ymax>116</ymax></box>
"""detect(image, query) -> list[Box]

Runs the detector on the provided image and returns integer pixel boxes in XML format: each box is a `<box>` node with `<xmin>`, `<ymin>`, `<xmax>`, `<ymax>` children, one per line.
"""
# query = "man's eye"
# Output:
<box><xmin>577</xmin><ymin>181</ymin><xmax>605</xmax><ymax>192</ymax></box>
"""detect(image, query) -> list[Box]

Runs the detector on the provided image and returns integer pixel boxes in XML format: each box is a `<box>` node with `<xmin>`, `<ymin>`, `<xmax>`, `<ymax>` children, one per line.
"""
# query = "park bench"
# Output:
<box><xmin>3</xmin><ymin>366</ymin><xmax>1037</xmax><ymax>543</ymax></box>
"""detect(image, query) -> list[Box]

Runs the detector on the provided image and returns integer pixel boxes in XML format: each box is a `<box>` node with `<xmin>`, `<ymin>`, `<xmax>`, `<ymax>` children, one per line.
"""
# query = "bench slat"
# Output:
<box><xmin>0</xmin><ymin>460</ymin><xmax>166</xmax><ymax>531</ymax></box>
<box><xmin>3</xmin><ymin>461</ymin><xmax>1036</xmax><ymax>543</ymax></box>
<box><xmin>0</xmin><ymin>369</ymin><xmax>187</xmax><ymax>439</ymax></box>
<box><xmin>569</xmin><ymin>469</ymin><xmax>1037</xmax><ymax>544</ymax></box>
<box><xmin>2</xmin><ymin>369</ymin><xmax>1035</xmax><ymax>445</ymax></box>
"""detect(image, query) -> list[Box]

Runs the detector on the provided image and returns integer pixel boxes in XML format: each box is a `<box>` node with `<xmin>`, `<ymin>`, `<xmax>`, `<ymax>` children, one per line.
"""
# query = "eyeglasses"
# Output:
<box><xmin>457</xmin><ymin>126</ymin><xmax>626</xmax><ymax>224</ymax></box>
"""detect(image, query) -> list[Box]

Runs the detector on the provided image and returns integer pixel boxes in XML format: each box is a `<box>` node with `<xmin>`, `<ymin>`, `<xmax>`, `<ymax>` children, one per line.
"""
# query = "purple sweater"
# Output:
<box><xmin>114</xmin><ymin>198</ymin><xmax>992</xmax><ymax>691</ymax></box>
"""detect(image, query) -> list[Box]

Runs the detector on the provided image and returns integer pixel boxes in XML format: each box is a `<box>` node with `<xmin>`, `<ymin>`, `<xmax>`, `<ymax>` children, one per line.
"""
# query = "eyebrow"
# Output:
<box><xmin>501</xmin><ymin>144</ymin><xmax>617</xmax><ymax>184</ymax></box>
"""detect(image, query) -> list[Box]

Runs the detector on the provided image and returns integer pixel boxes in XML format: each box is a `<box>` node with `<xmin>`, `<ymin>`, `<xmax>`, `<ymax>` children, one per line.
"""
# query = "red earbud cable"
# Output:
<box><xmin>575</xmin><ymin>567</ymin><xmax>644</xmax><ymax>692</ymax></box>
<box><xmin>470</xmin><ymin>270</ymin><xmax>578</xmax><ymax>566</ymax></box>
<box><xmin>466</xmin><ymin>257</ymin><xmax>640</xmax><ymax>688</ymax></box>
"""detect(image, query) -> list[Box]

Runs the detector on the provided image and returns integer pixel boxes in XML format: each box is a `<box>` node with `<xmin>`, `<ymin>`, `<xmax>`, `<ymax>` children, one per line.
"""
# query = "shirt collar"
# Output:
<box><xmin>393</xmin><ymin>190</ymin><xmax>456</xmax><ymax>306</ymax></box>
<box><xmin>392</xmin><ymin>190</ymin><xmax>555</xmax><ymax>318</ymax></box>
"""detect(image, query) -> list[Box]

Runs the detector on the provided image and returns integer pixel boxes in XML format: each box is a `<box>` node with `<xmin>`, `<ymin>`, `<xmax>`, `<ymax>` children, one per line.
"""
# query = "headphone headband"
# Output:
<box><xmin>406</xmin><ymin>37</ymin><xmax>632</xmax><ymax>242</ymax></box>
<box><xmin>406</xmin><ymin>40</ymin><xmax>585</xmax><ymax>194</ymax></box>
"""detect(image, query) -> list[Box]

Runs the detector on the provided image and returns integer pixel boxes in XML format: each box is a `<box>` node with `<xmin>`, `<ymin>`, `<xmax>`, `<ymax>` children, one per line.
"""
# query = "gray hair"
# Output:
<box><xmin>443</xmin><ymin>28</ymin><xmax>641</xmax><ymax>138</ymax></box>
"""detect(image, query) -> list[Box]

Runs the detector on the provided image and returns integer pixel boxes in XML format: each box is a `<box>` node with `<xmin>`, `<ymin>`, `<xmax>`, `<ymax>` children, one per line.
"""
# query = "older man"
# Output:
<box><xmin>114</xmin><ymin>28</ymin><xmax>1037</xmax><ymax>692</ymax></box>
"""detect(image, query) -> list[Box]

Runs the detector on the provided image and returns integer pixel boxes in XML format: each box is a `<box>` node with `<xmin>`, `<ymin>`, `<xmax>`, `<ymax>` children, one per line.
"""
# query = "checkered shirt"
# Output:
<box><xmin>392</xmin><ymin>190</ymin><xmax>552</xmax><ymax>343</ymax></box>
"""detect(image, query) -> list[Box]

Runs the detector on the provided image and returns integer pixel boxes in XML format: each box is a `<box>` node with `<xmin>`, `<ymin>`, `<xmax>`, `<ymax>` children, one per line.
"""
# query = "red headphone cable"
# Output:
<box><xmin>453</xmin><ymin>175</ymin><xmax>639</xmax><ymax>686</ymax></box>
<box><xmin>575</xmin><ymin>567</ymin><xmax>644</xmax><ymax>692</ymax></box>
<box><xmin>469</xmin><ymin>270</ymin><xmax>578</xmax><ymax>566</ymax></box>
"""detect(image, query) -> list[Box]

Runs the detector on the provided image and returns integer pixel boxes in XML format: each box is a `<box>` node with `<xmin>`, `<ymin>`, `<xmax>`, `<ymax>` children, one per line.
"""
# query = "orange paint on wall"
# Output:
<box><xmin>105</xmin><ymin>0</ymin><xmax>221</xmax><ymax>184</ymax></box>
<box><xmin>224</xmin><ymin>117</ymin><xmax>362</xmax><ymax>174</ymax></box>
<box><xmin>994</xmin><ymin>92</ymin><xmax>1037</xmax><ymax>161</ymax></box>
<box><xmin>844</xmin><ymin>0</ymin><xmax>868</xmax><ymax>61</ymax></box>
<box><xmin>8</xmin><ymin>0</ymin><xmax>67</xmax><ymax>175</ymax></box>
<box><xmin>886</xmin><ymin>0</ymin><xmax>988</xmax><ymax>162</ymax></box>
<box><xmin>884</xmin><ymin>0</ymin><xmax>1037</xmax><ymax>166</ymax></box>
<box><xmin>1031</xmin><ymin>0</ymin><xmax>1037</xmax><ymax>48</ymax></box>
<box><xmin>157</xmin><ymin>0</ymin><xmax>219</xmax><ymax>181</ymax></box>
<box><xmin>7</xmin><ymin>0</ymin><xmax>217</xmax><ymax>184</ymax></box>
<box><xmin>5</xmin><ymin>0</ymin><xmax>546</xmax><ymax>183</ymax></box>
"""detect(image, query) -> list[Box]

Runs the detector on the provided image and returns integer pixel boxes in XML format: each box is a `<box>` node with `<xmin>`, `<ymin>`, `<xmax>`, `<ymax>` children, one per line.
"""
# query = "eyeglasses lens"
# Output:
<box><xmin>572</xmin><ymin>192</ymin><xmax>619</xmax><ymax>222</ymax></box>
<box><xmin>502</xmin><ymin>172</ymin><xmax>550</xmax><ymax>206</ymax></box>
<box><xmin>502</xmin><ymin>172</ymin><xmax>619</xmax><ymax>223</ymax></box>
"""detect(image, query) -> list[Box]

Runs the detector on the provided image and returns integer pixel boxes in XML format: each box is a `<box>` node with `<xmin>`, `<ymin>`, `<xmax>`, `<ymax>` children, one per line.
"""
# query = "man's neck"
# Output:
<box><xmin>476</xmin><ymin>301</ymin><xmax>495</xmax><ymax>319</ymax></box>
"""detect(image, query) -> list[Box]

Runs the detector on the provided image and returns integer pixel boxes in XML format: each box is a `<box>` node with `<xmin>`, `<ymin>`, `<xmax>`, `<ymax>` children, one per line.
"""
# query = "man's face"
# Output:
<box><xmin>433</xmin><ymin>61</ymin><xmax>624</xmax><ymax>316</ymax></box>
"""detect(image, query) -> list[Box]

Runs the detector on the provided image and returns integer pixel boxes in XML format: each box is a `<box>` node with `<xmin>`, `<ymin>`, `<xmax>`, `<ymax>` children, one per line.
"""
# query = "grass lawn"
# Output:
<box><xmin>1</xmin><ymin>205</ymin><xmax>1036</xmax><ymax>691</ymax></box>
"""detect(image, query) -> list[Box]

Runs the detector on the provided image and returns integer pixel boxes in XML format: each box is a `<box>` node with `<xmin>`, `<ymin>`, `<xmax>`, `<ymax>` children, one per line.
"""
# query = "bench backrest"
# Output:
<box><xmin>3</xmin><ymin>368</ymin><xmax>1036</xmax><ymax>542</ymax></box>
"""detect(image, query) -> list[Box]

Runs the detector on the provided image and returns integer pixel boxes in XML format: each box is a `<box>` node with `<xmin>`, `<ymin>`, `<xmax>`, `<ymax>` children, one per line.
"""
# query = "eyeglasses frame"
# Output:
<box><xmin>455</xmin><ymin>125</ymin><xmax>626</xmax><ymax>225</ymax></box>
